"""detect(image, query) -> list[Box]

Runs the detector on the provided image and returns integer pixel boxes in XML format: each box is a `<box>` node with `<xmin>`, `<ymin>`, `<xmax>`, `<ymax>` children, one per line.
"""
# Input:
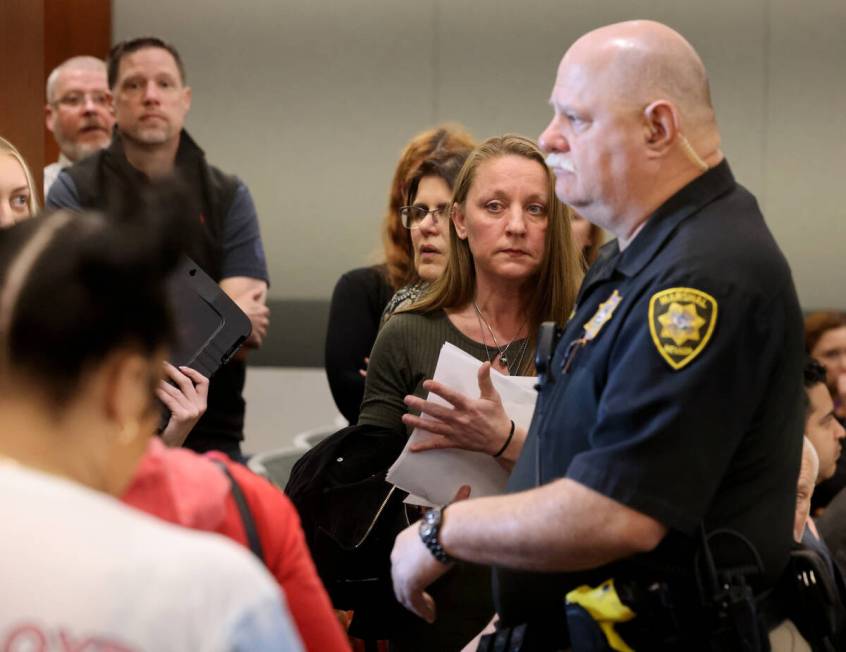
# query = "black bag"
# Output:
<box><xmin>285</xmin><ymin>424</ymin><xmax>417</xmax><ymax>639</ymax></box>
<box><xmin>782</xmin><ymin>545</ymin><xmax>846</xmax><ymax>652</ymax></box>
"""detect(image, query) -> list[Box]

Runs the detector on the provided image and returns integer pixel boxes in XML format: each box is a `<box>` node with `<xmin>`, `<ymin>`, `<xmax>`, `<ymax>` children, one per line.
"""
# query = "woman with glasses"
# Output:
<box><xmin>357</xmin><ymin>134</ymin><xmax>582</xmax><ymax>650</ymax></box>
<box><xmin>325</xmin><ymin>125</ymin><xmax>475</xmax><ymax>425</ymax></box>
<box><xmin>380</xmin><ymin>149</ymin><xmax>471</xmax><ymax>321</ymax></box>
<box><xmin>0</xmin><ymin>137</ymin><xmax>39</xmax><ymax>227</ymax></box>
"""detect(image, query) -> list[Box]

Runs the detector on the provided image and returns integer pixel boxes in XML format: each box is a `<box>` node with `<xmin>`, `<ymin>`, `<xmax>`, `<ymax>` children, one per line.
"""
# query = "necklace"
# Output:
<box><xmin>472</xmin><ymin>301</ymin><xmax>530</xmax><ymax>373</ymax></box>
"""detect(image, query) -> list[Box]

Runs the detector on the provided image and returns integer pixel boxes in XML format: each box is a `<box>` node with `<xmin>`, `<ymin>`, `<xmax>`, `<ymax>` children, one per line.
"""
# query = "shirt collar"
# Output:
<box><xmin>574</xmin><ymin>160</ymin><xmax>736</xmax><ymax>304</ymax></box>
<box><xmin>109</xmin><ymin>129</ymin><xmax>204</xmax><ymax>179</ymax></box>
<box><xmin>613</xmin><ymin>159</ymin><xmax>736</xmax><ymax>278</ymax></box>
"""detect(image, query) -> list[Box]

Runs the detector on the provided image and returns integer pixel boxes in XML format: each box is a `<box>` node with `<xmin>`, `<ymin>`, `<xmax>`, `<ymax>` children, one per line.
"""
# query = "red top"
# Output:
<box><xmin>123</xmin><ymin>439</ymin><xmax>350</xmax><ymax>652</ymax></box>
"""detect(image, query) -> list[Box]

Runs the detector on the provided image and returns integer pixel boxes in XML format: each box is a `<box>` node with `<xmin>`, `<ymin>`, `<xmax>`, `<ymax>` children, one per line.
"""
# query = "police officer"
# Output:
<box><xmin>390</xmin><ymin>20</ymin><xmax>806</xmax><ymax>651</ymax></box>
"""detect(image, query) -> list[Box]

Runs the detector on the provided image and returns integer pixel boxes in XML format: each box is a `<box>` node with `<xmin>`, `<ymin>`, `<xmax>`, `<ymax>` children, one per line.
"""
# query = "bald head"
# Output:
<box><xmin>539</xmin><ymin>20</ymin><xmax>723</xmax><ymax>237</ymax></box>
<box><xmin>46</xmin><ymin>56</ymin><xmax>107</xmax><ymax>103</ymax></box>
<box><xmin>564</xmin><ymin>21</ymin><xmax>715</xmax><ymax>134</ymax></box>
<box><xmin>794</xmin><ymin>436</ymin><xmax>819</xmax><ymax>542</ymax></box>
<box><xmin>45</xmin><ymin>56</ymin><xmax>114</xmax><ymax>163</ymax></box>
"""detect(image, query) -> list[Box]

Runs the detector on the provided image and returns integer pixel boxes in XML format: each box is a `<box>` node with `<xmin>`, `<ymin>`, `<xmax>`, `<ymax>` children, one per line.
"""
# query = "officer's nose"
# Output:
<box><xmin>538</xmin><ymin>114</ymin><xmax>569</xmax><ymax>154</ymax></box>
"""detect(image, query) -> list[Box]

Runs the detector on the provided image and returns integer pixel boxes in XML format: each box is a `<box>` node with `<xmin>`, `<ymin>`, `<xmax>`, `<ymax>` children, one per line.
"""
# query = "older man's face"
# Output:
<box><xmin>794</xmin><ymin>444</ymin><xmax>817</xmax><ymax>542</ymax></box>
<box><xmin>539</xmin><ymin>52</ymin><xmax>645</xmax><ymax>235</ymax></box>
<box><xmin>46</xmin><ymin>67</ymin><xmax>115</xmax><ymax>162</ymax></box>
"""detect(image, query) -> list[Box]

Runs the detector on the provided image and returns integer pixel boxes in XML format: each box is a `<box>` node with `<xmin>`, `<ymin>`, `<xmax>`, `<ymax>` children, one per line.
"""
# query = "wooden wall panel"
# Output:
<box><xmin>0</xmin><ymin>0</ymin><xmax>46</xmax><ymax>199</ymax></box>
<box><xmin>0</xmin><ymin>0</ymin><xmax>110</xmax><ymax>204</ymax></box>
<box><xmin>43</xmin><ymin>0</ymin><xmax>112</xmax><ymax>170</ymax></box>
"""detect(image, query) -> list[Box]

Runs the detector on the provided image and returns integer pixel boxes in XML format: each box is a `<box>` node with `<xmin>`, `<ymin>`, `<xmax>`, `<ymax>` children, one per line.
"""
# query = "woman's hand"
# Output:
<box><xmin>157</xmin><ymin>363</ymin><xmax>209</xmax><ymax>447</ymax></box>
<box><xmin>401</xmin><ymin>362</ymin><xmax>517</xmax><ymax>459</ymax></box>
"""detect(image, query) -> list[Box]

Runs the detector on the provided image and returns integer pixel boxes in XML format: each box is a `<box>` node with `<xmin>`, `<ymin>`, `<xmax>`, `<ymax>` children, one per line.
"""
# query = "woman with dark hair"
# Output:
<box><xmin>325</xmin><ymin>125</ymin><xmax>475</xmax><ymax>424</ymax></box>
<box><xmin>381</xmin><ymin>149</ymin><xmax>471</xmax><ymax>321</ymax></box>
<box><xmin>0</xmin><ymin>205</ymin><xmax>300</xmax><ymax>649</ymax></box>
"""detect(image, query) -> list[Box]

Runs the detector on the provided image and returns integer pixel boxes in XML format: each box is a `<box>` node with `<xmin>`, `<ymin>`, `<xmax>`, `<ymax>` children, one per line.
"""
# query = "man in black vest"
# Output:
<box><xmin>47</xmin><ymin>37</ymin><xmax>269</xmax><ymax>460</ymax></box>
<box><xmin>390</xmin><ymin>20</ymin><xmax>807</xmax><ymax>650</ymax></box>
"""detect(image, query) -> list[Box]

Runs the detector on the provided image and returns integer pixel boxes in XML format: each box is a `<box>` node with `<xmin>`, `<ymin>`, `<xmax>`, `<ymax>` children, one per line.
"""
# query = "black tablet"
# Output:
<box><xmin>165</xmin><ymin>256</ymin><xmax>252</xmax><ymax>378</ymax></box>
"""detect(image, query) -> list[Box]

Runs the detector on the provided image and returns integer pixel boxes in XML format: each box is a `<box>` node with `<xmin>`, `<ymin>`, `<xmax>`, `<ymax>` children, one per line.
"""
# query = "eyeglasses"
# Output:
<box><xmin>53</xmin><ymin>92</ymin><xmax>111</xmax><ymax>109</ymax></box>
<box><xmin>399</xmin><ymin>205</ymin><xmax>448</xmax><ymax>229</ymax></box>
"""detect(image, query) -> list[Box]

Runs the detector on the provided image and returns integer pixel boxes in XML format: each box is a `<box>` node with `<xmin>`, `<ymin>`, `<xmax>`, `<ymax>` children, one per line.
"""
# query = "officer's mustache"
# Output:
<box><xmin>545</xmin><ymin>152</ymin><xmax>575</xmax><ymax>174</ymax></box>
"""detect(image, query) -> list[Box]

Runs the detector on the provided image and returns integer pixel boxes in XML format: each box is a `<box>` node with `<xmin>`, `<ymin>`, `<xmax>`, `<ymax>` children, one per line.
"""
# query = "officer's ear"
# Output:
<box><xmin>642</xmin><ymin>100</ymin><xmax>680</xmax><ymax>158</ymax></box>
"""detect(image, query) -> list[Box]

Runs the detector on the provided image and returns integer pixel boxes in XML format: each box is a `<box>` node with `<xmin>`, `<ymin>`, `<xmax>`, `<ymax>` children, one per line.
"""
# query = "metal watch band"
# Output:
<box><xmin>419</xmin><ymin>507</ymin><xmax>454</xmax><ymax>564</ymax></box>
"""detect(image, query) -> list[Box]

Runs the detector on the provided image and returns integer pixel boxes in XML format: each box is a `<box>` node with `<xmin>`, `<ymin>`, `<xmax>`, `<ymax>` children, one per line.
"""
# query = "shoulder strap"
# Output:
<box><xmin>210</xmin><ymin>458</ymin><xmax>265</xmax><ymax>562</ymax></box>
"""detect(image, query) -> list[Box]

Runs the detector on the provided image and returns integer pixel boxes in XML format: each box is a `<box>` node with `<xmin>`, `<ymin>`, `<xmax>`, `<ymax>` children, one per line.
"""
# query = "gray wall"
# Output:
<box><xmin>115</xmin><ymin>0</ymin><xmax>846</xmax><ymax>310</ymax></box>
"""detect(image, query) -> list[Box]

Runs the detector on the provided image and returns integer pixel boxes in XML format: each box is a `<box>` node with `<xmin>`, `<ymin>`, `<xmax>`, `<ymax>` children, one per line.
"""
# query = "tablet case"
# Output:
<box><xmin>166</xmin><ymin>256</ymin><xmax>252</xmax><ymax>378</ymax></box>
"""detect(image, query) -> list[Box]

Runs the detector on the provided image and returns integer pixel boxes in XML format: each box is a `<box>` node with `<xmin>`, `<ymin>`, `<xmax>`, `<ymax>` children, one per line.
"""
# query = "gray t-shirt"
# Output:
<box><xmin>47</xmin><ymin>171</ymin><xmax>268</xmax><ymax>283</ymax></box>
<box><xmin>358</xmin><ymin>310</ymin><xmax>529</xmax><ymax>432</ymax></box>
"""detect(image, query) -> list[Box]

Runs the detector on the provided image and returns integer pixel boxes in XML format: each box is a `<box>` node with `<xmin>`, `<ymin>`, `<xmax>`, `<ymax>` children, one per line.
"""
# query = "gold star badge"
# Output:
<box><xmin>649</xmin><ymin>288</ymin><xmax>717</xmax><ymax>370</ymax></box>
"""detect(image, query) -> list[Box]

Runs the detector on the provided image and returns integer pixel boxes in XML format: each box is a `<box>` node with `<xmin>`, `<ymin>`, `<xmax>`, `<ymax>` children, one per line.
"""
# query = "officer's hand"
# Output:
<box><xmin>402</xmin><ymin>362</ymin><xmax>513</xmax><ymax>456</ymax></box>
<box><xmin>391</xmin><ymin>487</ymin><xmax>469</xmax><ymax>622</ymax></box>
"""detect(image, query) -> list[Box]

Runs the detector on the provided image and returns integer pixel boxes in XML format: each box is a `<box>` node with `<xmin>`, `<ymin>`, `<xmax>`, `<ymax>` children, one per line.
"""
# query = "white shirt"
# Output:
<box><xmin>43</xmin><ymin>154</ymin><xmax>72</xmax><ymax>197</ymax></box>
<box><xmin>0</xmin><ymin>462</ymin><xmax>303</xmax><ymax>652</ymax></box>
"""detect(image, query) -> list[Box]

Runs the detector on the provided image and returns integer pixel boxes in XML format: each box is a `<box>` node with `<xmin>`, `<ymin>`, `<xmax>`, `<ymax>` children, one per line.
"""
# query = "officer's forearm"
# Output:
<box><xmin>439</xmin><ymin>477</ymin><xmax>667</xmax><ymax>572</ymax></box>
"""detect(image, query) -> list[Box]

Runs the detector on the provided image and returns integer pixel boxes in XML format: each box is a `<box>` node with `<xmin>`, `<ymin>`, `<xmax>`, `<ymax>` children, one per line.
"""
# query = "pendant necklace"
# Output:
<box><xmin>472</xmin><ymin>301</ymin><xmax>530</xmax><ymax>373</ymax></box>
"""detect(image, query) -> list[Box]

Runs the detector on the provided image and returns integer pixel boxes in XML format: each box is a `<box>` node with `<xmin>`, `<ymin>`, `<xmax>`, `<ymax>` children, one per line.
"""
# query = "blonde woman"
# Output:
<box><xmin>0</xmin><ymin>136</ymin><xmax>39</xmax><ymax>226</ymax></box>
<box><xmin>361</xmin><ymin>134</ymin><xmax>582</xmax><ymax>468</ymax></box>
<box><xmin>357</xmin><ymin>135</ymin><xmax>582</xmax><ymax>651</ymax></box>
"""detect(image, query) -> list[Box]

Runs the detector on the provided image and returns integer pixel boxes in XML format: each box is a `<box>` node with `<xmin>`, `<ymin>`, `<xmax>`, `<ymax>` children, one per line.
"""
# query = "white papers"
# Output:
<box><xmin>386</xmin><ymin>342</ymin><xmax>537</xmax><ymax>506</ymax></box>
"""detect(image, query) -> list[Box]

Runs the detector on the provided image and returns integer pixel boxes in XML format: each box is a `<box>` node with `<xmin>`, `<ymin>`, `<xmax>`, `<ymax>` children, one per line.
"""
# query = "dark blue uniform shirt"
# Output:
<box><xmin>495</xmin><ymin>161</ymin><xmax>805</xmax><ymax>634</ymax></box>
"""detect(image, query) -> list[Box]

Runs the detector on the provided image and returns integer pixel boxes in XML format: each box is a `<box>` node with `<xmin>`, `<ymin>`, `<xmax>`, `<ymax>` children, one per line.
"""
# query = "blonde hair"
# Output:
<box><xmin>407</xmin><ymin>134</ymin><xmax>583</xmax><ymax>374</ymax></box>
<box><xmin>0</xmin><ymin>137</ymin><xmax>40</xmax><ymax>216</ymax></box>
<box><xmin>381</xmin><ymin>124</ymin><xmax>476</xmax><ymax>290</ymax></box>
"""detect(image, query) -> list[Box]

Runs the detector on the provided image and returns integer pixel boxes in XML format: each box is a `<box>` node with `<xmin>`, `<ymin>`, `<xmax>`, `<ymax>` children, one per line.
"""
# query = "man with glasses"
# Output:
<box><xmin>44</xmin><ymin>56</ymin><xmax>115</xmax><ymax>194</ymax></box>
<box><xmin>47</xmin><ymin>38</ymin><xmax>269</xmax><ymax>461</ymax></box>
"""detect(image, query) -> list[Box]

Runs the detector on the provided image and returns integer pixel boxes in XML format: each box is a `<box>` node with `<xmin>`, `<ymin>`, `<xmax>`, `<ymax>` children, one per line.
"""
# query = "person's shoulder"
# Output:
<box><xmin>380</xmin><ymin>308</ymin><xmax>435</xmax><ymax>329</ymax></box>
<box><xmin>335</xmin><ymin>265</ymin><xmax>390</xmax><ymax>294</ymax></box>
<box><xmin>124</xmin><ymin>503</ymin><xmax>283</xmax><ymax>613</ymax></box>
<box><xmin>181</xmin><ymin>131</ymin><xmax>243</xmax><ymax>199</ymax></box>
<box><xmin>213</xmin><ymin>453</ymin><xmax>297</xmax><ymax>518</ymax></box>
<box><xmin>45</xmin><ymin>169</ymin><xmax>81</xmax><ymax>209</ymax></box>
<box><xmin>661</xmin><ymin>190</ymin><xmax>793</xmax><ymax>298</ymax></box>
<box><xmin>136</xmin><ymin>520</ymin><xmax>299</xmax><ymax>649</ymax></box>
<box><xmin>378</xmin><ymin>309</ymin><xmax>446</xmax><ymax>343</ymax></box>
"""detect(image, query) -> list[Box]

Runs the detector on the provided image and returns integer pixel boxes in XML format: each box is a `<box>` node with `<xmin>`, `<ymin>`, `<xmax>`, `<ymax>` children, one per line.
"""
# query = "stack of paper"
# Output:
<box><xmin>386</xmin><ymin>342</ymin><xmax>538</xmax><ymax>506</ymax></box>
